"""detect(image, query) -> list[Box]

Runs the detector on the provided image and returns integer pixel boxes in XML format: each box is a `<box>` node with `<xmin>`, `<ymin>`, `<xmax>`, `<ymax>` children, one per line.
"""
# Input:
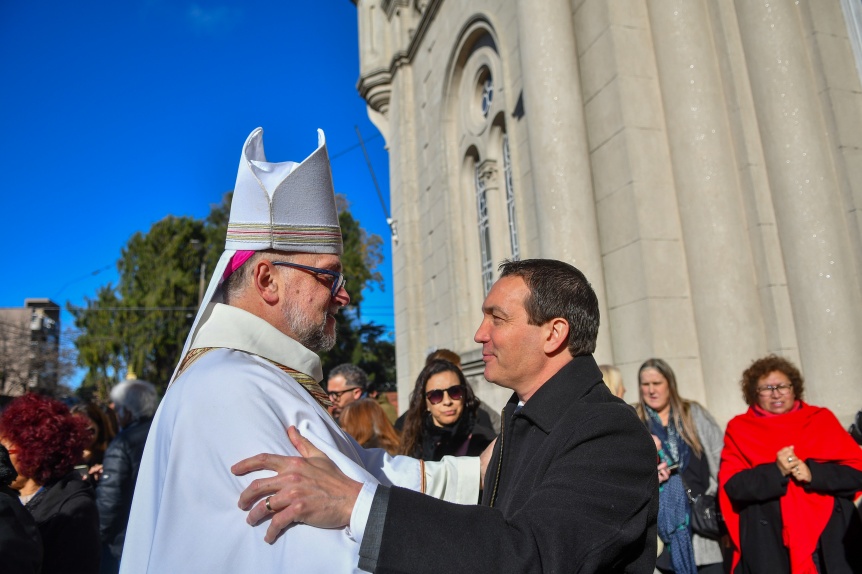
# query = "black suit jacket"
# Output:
<box><xmin>371</xmin><ymin>355</ymin><xmax>659</xmax><ymax>573</ymax></box>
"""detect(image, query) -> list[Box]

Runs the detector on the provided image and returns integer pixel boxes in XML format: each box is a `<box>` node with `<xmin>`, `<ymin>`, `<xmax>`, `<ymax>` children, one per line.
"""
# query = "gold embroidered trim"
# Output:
<box><xmin>266</xmin><ymin>362</ymin><xmax>332</xmax><ymax>410</ymax></box>
<box><xmin>175</xmin><ymin>347</ymin><xmax>215</xmax><ymax>381</ymax></box>
<box><xmin>173</xmin><ymin>347</ymin><xmax>332</xmax><ymax>411</ymax></box>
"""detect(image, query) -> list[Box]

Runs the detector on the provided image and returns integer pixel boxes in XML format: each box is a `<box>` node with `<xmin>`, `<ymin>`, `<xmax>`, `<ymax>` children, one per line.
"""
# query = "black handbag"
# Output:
<box><xmin>683</xmin><ymin>482</ymin><xmax>721</xmax><ymax>539</ymax></box>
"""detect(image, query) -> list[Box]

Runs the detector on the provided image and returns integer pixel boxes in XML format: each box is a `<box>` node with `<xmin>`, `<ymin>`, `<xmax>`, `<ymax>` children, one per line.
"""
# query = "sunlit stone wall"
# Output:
<box><xmin>353</xmin><ymin>0</ymin><xmax>862</xmax><ymax>426</ymax></box>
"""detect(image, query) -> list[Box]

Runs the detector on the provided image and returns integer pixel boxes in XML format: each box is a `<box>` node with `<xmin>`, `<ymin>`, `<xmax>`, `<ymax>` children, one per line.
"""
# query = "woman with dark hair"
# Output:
<box><xmin>719</xmin><ymin>355</ymin><xmax>862</xmax><ymax>573</ymax></box>
<box><xmin>399</xmin><ymin>359</ymin><xmax>496</xmax><ymax>460</ymax></box>
<box><xmin>0</xmin><ymin>393</ymin><xmax>100</xmax><ymax>574</ymax></box>
<box><xmin>71</xmin><ymin>401</ymin><xmax>117</xmax><ymax>479</ymax></box>
<box><xmin>636</xmin><ymin>358</ymin><xmax>724</xmax><ymax>574</ymax></box>
<box><xmin>339</xmin><ymin>398</ymin><xmax>402</xmax><ymax>456</ymax></box>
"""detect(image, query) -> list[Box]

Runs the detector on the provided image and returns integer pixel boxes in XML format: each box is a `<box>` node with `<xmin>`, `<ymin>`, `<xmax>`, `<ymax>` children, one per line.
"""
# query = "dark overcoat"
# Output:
<box><xmin>724</xmin><ymin>460</ymin><xmax>862</xmax><ymax>573</ymax></box>
<box><xmin>373</xmin><ymin>355</ymin><xmax>659</xmax><ymax>573</ymax></box>
<box><xmin>26</xmin><ymin>471</ymin><xmax>100</xmax><ymax>574</ymax></box>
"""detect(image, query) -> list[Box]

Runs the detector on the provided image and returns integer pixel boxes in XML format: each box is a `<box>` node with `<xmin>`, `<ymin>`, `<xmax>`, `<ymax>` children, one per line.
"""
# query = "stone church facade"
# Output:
<box><xmin>351</xmin><ymin>0</ymin><xmax>862</xmax><ymax>426</ymax></box>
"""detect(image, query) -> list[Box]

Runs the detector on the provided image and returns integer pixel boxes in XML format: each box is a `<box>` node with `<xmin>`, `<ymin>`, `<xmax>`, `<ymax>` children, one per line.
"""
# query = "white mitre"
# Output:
<box><xmin>170</xmin><ymin>127</ymin><xmax>342</xmax><ymax>383</ymax></box>
<box><xmin>226</xmin><ymin>127</ymin><xmax>342</xmax><ymax>254</ymax></box>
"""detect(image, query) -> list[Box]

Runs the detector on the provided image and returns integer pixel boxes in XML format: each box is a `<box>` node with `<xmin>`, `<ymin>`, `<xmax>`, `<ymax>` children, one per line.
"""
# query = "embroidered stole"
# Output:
<box><xmin>176</xmin><ymin>347</ymin><xmax>332</xmax><ymax>410</ymax></box>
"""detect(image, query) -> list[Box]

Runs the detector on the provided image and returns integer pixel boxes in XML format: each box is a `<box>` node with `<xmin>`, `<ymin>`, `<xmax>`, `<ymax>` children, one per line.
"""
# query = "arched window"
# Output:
<box><xmin>503</xmin><ymin>133</ymin><xmax>519</xmax><ymax>261</ymax></box>
<box><xmin>475</xmin><ymin>162</ymin><xmax>494</xmax><ymax>295</ymax></box>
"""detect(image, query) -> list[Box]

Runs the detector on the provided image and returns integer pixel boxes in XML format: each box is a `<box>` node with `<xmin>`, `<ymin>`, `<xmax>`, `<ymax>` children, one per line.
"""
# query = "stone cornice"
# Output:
<box><xmin>354</xmin><ymin>0</ymin><xmax>442</xmax><ymax>112</ymax></box>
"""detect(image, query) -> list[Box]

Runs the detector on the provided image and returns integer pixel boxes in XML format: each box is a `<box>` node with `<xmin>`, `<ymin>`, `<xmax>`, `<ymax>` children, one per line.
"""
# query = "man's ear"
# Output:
<box><xmin>252</xmin><ymin>260</ymin><xmax>280</xmax><ymax>305</ymax></box>
<box><xmin>543</xmin><ymin>318</ymin><xmax>570</xmax><ymax>355</ymax></box>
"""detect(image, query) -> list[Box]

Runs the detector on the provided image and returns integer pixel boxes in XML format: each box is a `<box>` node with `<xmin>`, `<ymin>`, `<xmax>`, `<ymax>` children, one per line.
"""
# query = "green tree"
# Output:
<box><xmin>70</xmin><ymin>216</ymin><xmax>212</xmax><ymax>399</ymax></box>
<box><xmin>71</xmin><ymin>193</ymin><xmax>394</xmax><ymax>399</ymax></box>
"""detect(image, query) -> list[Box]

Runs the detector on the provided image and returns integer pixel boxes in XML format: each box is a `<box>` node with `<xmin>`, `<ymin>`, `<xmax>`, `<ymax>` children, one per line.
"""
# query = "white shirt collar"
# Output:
<box><xmin>190</xmin><ymin>303</ymin><xmax>323</xmax><ymax>382</ymax></box>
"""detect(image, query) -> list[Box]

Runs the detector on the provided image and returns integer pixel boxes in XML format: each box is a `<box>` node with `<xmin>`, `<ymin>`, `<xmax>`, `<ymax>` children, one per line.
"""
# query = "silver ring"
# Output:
<box><xmin>265</xmin><ymin>496</ymin><xmax>274</xmax><ymax>512</ymax></box>
<box><xmin>787</xmin><ymin>456</ymin><xmax>793</xmax><ymax>463</ymax></box>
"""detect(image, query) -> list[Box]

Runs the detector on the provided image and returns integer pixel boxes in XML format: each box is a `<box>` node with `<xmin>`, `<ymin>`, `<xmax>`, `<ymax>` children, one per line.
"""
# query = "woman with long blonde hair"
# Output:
<box><xmin>636</xmin><ymin>358</ymin><xmax>724</xmax><ymax>574</ymax></box>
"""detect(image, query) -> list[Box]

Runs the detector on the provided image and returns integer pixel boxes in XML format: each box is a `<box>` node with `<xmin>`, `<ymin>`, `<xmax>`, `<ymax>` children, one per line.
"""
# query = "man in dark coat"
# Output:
<box><xmin>234</xmin><ymin>259</ymin><xmax>659</xmax><ymax>573</ymax></box>
<box><xmin>97</xmin><ymin>378</ymin><xmax>157</xmax><ymax>572</ymax></box>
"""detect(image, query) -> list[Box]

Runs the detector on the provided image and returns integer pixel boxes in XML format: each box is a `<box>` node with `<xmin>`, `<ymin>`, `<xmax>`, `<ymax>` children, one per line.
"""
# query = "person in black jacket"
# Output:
<box><xmin>0</xmin><ymin>444</ymin><xmax>42</xmax><ymax>574</ymax></box>
<box><xmin>234</xmin><ymin>259</ymin><xmax>660</xmax><ymax>573</ymax></box>
<box><xmin>397</xmin><ymin>359</ymin><xmax>496</xmax><ymax>461</ymax></box>
<box><xmin>97</xmin><ymin>378</ymin><xmax>157</xmax><ymax>573</ymax></box>
<box><xmin>0</xmin><ymin>393</ymin><xmax>100</xmax><ymax>574</ymax></box>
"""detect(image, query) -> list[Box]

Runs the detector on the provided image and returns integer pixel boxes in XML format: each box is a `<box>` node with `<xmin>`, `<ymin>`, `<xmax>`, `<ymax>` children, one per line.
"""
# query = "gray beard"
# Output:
<box><xmin>284</xmin><ymin>299</ymin><xmax>336</xmax><ymax>353</ymax></box>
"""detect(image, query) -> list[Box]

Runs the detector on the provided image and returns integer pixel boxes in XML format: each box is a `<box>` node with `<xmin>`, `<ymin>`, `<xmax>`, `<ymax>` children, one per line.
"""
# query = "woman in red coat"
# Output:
<box><xmin>719</xmin><ymin>355</ymin><xmax>862</xmax><ymax>573</ymax></box>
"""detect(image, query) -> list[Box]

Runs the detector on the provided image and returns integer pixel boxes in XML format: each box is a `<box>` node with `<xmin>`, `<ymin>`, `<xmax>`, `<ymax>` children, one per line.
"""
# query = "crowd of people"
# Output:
<box><xmin>594</xmin><ymin>356</ymin><xmax>862</xmax><ymax>574</ymax></box>
<box><xmin>0</xmin><ymin>379</ymin><xmax>157</xmax><ymax>574</ymax></box>
<box><xmin>1</xmin><ymin>351</ymin><xmax>859</xmax><ymax>573</ymax></box>
<box><xmin>1</xmin><ymin>124</ymin><xmax>860</xmax><ymax>574</ymax></box>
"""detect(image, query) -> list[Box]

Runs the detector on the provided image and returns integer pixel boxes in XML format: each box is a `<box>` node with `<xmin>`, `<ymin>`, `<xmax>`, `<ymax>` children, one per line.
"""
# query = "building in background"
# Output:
<box><xmin>351</xmin><ymin>0</ymin><xmax>862</xmax><ymax>425</ymax></box>
<box><xmin>0</xmin><ymin>299</ymin><xmax>61</xmax><ymax>401</ymax></box>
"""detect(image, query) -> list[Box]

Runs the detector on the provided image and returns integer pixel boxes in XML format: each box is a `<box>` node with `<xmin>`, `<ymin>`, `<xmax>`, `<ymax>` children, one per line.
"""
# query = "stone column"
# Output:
<box><xmin>515</xmin><ymin>0</ymin><xmax>612</xmax><ymax>361</ymax></box>
<box><xmin>647</xmin><ymin>0</ymin><xmax>766</xmax><ymax>422</ymax></box>
<box><xmin>735</xmin><ymin>0</ymin><xmax>862</xmax><ymax>421</ymax></box>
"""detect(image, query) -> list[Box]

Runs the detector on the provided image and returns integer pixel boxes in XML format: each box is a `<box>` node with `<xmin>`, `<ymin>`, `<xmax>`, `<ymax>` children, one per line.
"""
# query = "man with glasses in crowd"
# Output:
<box><xmin>326</xmin><ymin>363</ymin><xmax>369</xmax><ymax>421</ymax></box>
<box><xmin>233</xmin><ymin>259</ymin><xmax>660</xmax><ymax>572</ymax></box>
<box><xmin>121</xmin><ymin>128</ymin><xmax>480</xmax><ymax>574</ymax></box>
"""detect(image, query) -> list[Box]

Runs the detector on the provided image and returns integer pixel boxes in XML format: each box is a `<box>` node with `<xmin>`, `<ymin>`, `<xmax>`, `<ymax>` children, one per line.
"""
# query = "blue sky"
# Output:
<box><xmin>0</xmin><ymin>1</ymin><xmax>395</xmax><ymax>382</ymax></box>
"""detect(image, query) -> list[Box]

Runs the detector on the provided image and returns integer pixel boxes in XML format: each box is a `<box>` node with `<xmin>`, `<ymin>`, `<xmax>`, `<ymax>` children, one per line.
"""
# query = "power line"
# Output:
<box><xmin>53</xmin><ymin>264</ymin><xmax>115</xmax><ymax>298</ymax></box>
<box><xmin>330</xmin><ymin>132</ymin><xmax>381</xmax><ymax>161</ymax></box>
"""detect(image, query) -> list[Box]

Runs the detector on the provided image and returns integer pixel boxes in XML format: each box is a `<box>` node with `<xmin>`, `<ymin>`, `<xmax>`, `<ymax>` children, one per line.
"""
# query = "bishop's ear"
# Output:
<box><xmin>252</xmin><ymin>260</ymin><xmax>281</xmax><ymax>304</ymax></box>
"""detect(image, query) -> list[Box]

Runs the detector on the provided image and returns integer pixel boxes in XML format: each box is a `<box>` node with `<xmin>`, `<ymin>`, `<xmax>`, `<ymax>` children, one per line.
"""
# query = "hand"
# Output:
<box><xmin>231</xmin><ymin>426</ymin><xmax>363</xmax><ymax>544</ymax></box>
<box><xmin>88</xmin><ymin>464</ymin><xmax>103</xmax><ymax>482</ymax></box>
<box><xmin>776</xmin><ymin>446</ymin><xmax>798</xmax><ymax>477</ymax></box>
<box><xmin>479</xmin><ymin>438</ymin><xmax>497</xmax><ymax>489</ymax></box>
<box><xmin>790</xmin><ymin>460</ymin><xmax>812</xmax><ymax>483</ymax></box>
<box><xmin>776</xmin><ymin>446</ymin><xmax>812</xmax><ymax>482</ymax></box>
<box><xmin>657</xmin><ymin>461</ymin><xmax>671</xmax><ymax>484</ymax></box>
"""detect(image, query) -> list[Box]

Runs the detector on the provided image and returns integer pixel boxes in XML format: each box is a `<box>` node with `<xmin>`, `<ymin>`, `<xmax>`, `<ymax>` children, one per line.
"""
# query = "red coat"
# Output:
<box><xmin>719</xmin><ymin>403</ymin><xmax>862</xmax><ymax>573</ymax></box>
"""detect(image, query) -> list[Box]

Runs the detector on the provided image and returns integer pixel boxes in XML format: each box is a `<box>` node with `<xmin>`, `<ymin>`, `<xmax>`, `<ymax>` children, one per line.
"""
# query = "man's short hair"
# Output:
<box><xmin>110</xmin><ymin>379</ymin><xmax>159</xmax><ymax>422</ymax></box>
<box><xmin>327</xmin><ymin>363</ymin><xmax>369</xmax><ymax>392</ymax></box>
<box><xmin>499</xmin><ymin>259</ymin><xmax>599</xmax><ymax>357</ymax></box>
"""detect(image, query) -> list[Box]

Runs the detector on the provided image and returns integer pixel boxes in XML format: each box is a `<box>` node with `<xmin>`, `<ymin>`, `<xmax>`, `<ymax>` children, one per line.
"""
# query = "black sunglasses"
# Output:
<box><xmin>425</xmin><ymin>385</ymin><xmax>465</xmax><ymax>405</ymax></box>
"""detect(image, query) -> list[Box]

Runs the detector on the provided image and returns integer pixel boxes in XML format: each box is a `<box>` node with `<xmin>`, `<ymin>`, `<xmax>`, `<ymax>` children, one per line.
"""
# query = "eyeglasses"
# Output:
<box><xmin>328</xmin><ymin>387</ymin><xmax>360</xmax><ymax>400</ymax></box>
<box><xmin>272</xmin><ymin>262</ymin><xmax>347</xmax><ymax>297</ymax></box>
<box><xmin>756</xmin><ymin>383</ymin><xmax>793</xmax><ymax>396</ymax></box>
<box><xmin>425</xmin><ymin>385</ymin><xmax>465</xmax><ymax>405</ymax></box>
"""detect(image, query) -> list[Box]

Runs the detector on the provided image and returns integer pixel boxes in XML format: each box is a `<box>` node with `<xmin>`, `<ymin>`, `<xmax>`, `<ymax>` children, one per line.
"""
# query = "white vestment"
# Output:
<box><xmin>121</xmin><ymin>304</ymin><xmax>478</xmax><ymax>573</ymax></box>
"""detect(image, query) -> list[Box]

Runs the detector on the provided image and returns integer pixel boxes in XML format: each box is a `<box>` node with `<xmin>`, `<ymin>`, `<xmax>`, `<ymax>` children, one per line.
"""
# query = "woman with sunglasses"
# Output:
<box><xmin>719</xmin><ymin>355</ymin><xmax>862</xmax><ymax>573</ymax></box>
<box><xmin>398</xmin><ymin>359</ymin><xmax>496</xmax><ymax>461</ymax></box>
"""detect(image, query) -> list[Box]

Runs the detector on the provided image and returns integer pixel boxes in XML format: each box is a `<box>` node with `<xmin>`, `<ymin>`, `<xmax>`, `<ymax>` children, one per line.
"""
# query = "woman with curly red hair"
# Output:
<box><xmin>719</xmin><ymin>355</ymin><xmax>862</xmax><ymax>573</ymax></box>
<box><xmin>0</xmin><ymin>393</ymin><xmax>100</xmax><ymax>573</ymax></box>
